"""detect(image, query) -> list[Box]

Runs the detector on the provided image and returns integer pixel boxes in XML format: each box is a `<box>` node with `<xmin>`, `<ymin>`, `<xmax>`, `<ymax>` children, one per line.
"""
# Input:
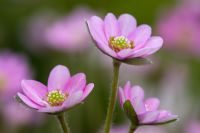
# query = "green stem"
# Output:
<box><xmin>104</xmin><ymin>59</ymin><xmax>121</xmax><ymax>133</ymax></box>
<box><xmin>128</xmin><ymin>124</ymin><xmax>137</xmax><ymax>133</ymax></box>
<box><xmin>57</xmin><ymin>113</ymin><xmax>70</xmax><ymax>133</ymax></box>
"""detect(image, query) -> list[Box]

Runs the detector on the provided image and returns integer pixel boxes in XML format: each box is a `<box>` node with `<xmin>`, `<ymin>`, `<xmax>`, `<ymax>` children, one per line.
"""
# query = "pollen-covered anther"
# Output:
<box><xmin>109</xmin><ymin>36</ymin><xmax>135</xmax><ymax>52</ymax></box>
<box><xmin>47</xmin><ymin>90</ymin><xmax>68</xmax><ymax>106</ymax></box>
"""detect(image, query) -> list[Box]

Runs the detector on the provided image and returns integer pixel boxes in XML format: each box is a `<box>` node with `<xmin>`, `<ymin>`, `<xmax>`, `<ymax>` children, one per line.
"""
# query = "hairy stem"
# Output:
<box><xmin>104</xmin><ymin>59</ymin><xmax>121</xmax><ymax>133</ymax></box>
<box><xmin>57</xmin><ymin>113</ymin><xmax>70</xmax><ymax>133</ymax></box>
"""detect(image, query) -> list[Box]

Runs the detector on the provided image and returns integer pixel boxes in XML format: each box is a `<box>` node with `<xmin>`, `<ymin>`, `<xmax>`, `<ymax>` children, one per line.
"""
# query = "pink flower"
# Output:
<box><xmin>17</xmin><ymin>65</ymin><xmax>94</xmax><ymax>114</ymax></box>
<box><xmin>186</xmin><ymin>120</ymin><xmax>200</xmax><ymax>133</ymax></box>
<box><xmin>45</xmin><ymin>8</ymin><xmax>94</xmax><ymax>53</ymax></box>
<box><xmin>157</xmin><ymin>0</ymin><xmax>200</xmax><ymax>56</ymax></box>
<box><xmin>3</xmin><ymin>102</ymin><xmax>43</xmax><ymax>128</ymax></box>
<box><xmin>87</xmin><ymin>13</ymin><xmax>163</xmax><ymax>60</ymax></box>
<box><xmin>119</xmin><ymin>81</ymin><xmax>178</xmax><ymax>125</ymax></box>
<box><xmin>0</xmin><ymin>51</ymin><xmax>31</xmax><ymax>102</ymax></box>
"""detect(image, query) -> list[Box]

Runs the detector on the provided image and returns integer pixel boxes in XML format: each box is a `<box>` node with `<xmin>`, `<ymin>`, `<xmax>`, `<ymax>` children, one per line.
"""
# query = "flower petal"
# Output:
<box><xmin>141</xmin><ymin>36</ymin><xmax>163</xmax><ymax>56</ymax></box>
<box><xmin>145</xmin><ymin>98</ymin><xmax>160</xmax><ymax>111</ymax></box>
<box><xmin>87</xmin><ymin>16</ymin><xmax>117</xmax><ymax>57</ymax></box>
<box><xmin>38</xmin><ymin>106</ymin><xmax>63</xmax><ymax>113</ymax></box>
<box><xmin>129</xmin><ymin>85</ymin><xmax>146</xmax><ymax>114</ymax></box>
<box><xmin>123</xmin><ymin>81</ymin><xmax>131</xmax><ymax>99</ymax></box>
<box><xmin>17</xmin><ymin>93</ymin><xmax>42</xmax><ymax>109</ymax></box>
<box><xmin>138</xmin><ymin>111</ymin><xmax>159</xmax><ymax>124</ymax></box>
<box><xmin>104</xmin><ymin>13</ymin><xmax>119</xmax><ymax>39</ymax></box>
<box><xmin>81</xmin><ymin>83</ymin><xmax>94</xmax><ymax>100</ymax></box>
<box><xmin>130</xmin><ymin>85</ymin><xmax>144</xmax><ymax>100</ymax></box>
<box><xmin>117</xmin><ymin>49</ymin><xmax>133</xmax><ymax>59</ymax></box>
<box><xmin>128</xmin><ymin>24</ymin><xmax>151</xmax><ymax>47</ymax></box>
<box><xmin>128</xmin><ymin>37</ymin><xmax>163</xmax><ymax>58</ymax></box>
<box><xmin>21</xmin><ymin>80</ymin><xmax>48</xmax><ymax>106</ymax></box>
<box><xmin>62</xmin><ymin>91</ymin><xmax>83</xmax><ymax>109</ymax></box>
<box><xmin>118</xmin><ymin>14</ymin><xmax>137</xmax><ymax>36</ymax></box>
<box><xmin>119</xmin><ymin>87</ymin><xmax>125</xmax><ymax>107</ymax></box>
<box><xmin>155</xmin><ymin>110</ymin><xmax>178</xmax><ymax>123</ymax></box>
<box><xmin>64</xmin><ymin>73</ymin><xmax>86</xmax><ymax>93</ymax></box>
<box><xmin>47</xmin><ymin>65</ymin><xmax>70</xmax><ymax>92</ymax></box>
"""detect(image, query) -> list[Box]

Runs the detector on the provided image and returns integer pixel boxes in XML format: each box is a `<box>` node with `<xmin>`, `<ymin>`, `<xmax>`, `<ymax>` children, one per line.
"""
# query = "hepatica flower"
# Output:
<box><xmin>87</xmin><ymin>13</ymin><xmax>163</xmax><ymax>61</ymax></box>
<box><xmin>0</xmin><ymin>51</ymin><xmax>31</xmax><ymax>101</ymax></box>
<box><xmin>119</xmin><ymin>81</ymin><xmax>178</xmax><ymax>127</ymax></box>
<box><xmin>17</xmin><ymin>65</ymin><xmax>94</xmax><ymax>114</ymax></box>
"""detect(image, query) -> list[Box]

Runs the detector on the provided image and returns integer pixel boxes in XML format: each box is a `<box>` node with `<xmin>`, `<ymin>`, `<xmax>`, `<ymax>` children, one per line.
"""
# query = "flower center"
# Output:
<box><xmin>109</xmin><ymin>36</ymin><xmax>134</xmax><ymax>52</ymax></box>
<box><xmin>47</xmin><ymin>90</ymin><xmax>68</xmax><ymax>106</ymax></box>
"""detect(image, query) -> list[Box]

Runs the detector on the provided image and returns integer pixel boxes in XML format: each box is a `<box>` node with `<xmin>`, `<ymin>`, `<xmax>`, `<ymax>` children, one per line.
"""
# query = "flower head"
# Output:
<box><xmin>17</xmin><ymin>65</ymin><xmax>94</xmax><ymax>114</ymax></box>
<box><xmin>0</xmin><ymin>51</ymin><xmax>31</xmax><ymax>101</ymax></box>
<box><xmin>119</xmin><ymin>81</ymin><xmax>178</xmax><ymax>125</ymax></box>
<box><xmin>87</xmin><ymin>13</ymin><xmax>163</xmax><ymax>60</ymax></box>
<box><xmin>157</xmin><ymin>0</ymin><xmax>200</xmax><ymax>56</ymax></box>
<box><xmin>45</xmin><ymin>8</ymin><xmax>94</xmax><ymax>53</ymax></box>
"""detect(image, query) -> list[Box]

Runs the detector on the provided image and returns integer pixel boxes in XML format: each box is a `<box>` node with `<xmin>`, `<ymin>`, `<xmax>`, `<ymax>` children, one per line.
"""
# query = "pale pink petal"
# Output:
<box><xmin>117</xmin><ymin>49</ymin><xmax>133</xmax><ymax>59</ymax></box>
<box><xmin>104</xmin><ymin>13</ymin><xmax>119</xmax><ymax>39</ymax></box>
<box><xmin>130</xmin><ymin>85</ymin><xmax>144</xmax><ymax>100</ymax></box>
<box><xmin>81</xmin><ymin>83</ymin><xmax>94</xmax><ymax>100</ymax></box>
<box><xmin>64</xmin><ymin>73</ymin><xmax>86</xmax><ymax>93</ymax></box>
<box><xmin>138</xmin><ymin>111</ymin><xmax>159</xmax><ymax>124</ymax></box>
<box><xmin>118</xmin><ymin>14</ymin><xmax>137</xmax><ymax>36</ymax></box>
<box><xmin>128</xmin><ymin>24</ymin><xmax>151</xmax><ymax>47</ymax></box>
<box><xmin>47</xmin><ymin>65</ymin><xmax>70</xmax><ymax>92</ymax></box>
<box><xmin>128</xmin><ymin>85</ymin><xmax>146</xmax><ymax>114</ymax></box>
<box><xmin>87</xmin><ymin>16</ymin><xmax>117</xmax><ymax>57</ymax></box>
<box><xmin>124</xmin><ymin>81</ymin><xmax>131</xmax><ymax>99</ymax></box>
<box><xmin>155</xmin><ymin>110</ymin><xmax>178</xmax><ymax>123</ymax></box>
<box><xmin>87</xmin><ymin>16</ymin><xmax>107</xmax><ymax>45</ymax></box>
<box><xmin>38</xmin><ymin>106</ymin><xmax>63</xmax><ymax>113</ymax></box>
<box><xmin>21</xmin><ymin>80</ymin><xmax>48</xmax><ymax>106</ymax></box>
<box><xmin>141</xmin><ymin>36</ymin><xmax>163</xmax><ymax>56</ymax></box>
<box><xmin>62</xmin><ymin>91</ymin><xmax>83</xmax><ymax>109</ymax></box>
<box><xmin>119</xmin><ymin>87</ymin><xmax>125</xmax><ymax>107</ymax></box>
<box><xmin>145</xmin><ymin>98</ymin><xmax>160</xmax><ymax>111</ymax></box>
<box><xmin>128</xmin><ymin>37</ymin><xmax>163</xmax><ymax>58</ymax></box>
<box><xmin>17</xmin><ymin>93</ymin><xmax>42</xmax><ymax>109</ymax></box>
<box><xmin>131</xmin><ymin>97</ymin><xmax>146</xmax><ymax>115</ymax></box>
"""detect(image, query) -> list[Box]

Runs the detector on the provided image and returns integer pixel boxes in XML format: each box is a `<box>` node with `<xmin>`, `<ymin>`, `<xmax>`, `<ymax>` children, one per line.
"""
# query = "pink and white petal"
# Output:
<box><xmin>145</xmin><ymin>98</ymin><xmax>160</xmax><ymax>111</ymax></box>
<box><xmin>128</xmin><ymin>24</ymin><xmax>151</xmax><ymax>47</ymax></box>
<box><xmin>38</xmin><ymin>106</ymin><xmax>63</xmax><ymax>113</ymax></box>
<box><xmin>87</xmin><ymin>16</ymin><xmax>107</xmax><ymax>45</ymax></box>
<box><xmin>138</xmin><ymin>111</ymin><xmax>160</xmax><ymax>124</ymax></box>
<box><xmin>17</xmin><ymin>93</ymin><xmax>42</xmax><ymax>109</ymax></box>
<box><xmin>117</xmin><ymin>49</ymin><xmax>134</xmax><ymax>59</ymax></box>
<box><xmin>62</xmin><ymin>91</ymin><xmax>83</xmax><ymax>110</ymax></box>
<box><xmin>87</xmin><ymin>16</ymin><xmax>117</xmax><ymax>58</ymax></box>
<box><xmin>81</xmin><ymin>83</ymin><xmax>94</xmax><ymax>100</ymax></box>
<box><xmin>47</xmin><ymin>65</ymin><xmax>70</xmax><ymax>92</ymax></box>
<box><xmin>124</xmin><ymin>81</ymin><xmax>131</xmax><ymax>99</ymax></box>
<box><xmin>130</xmin><ymin>85</ymin><xmax>144</xmax><ymax>100</ymax></box>
<box><xmin>131</xmin><ymin>97</ymin><xmax>146</xmax><ymax>114</ymax></box>
<box><xmin>104</xmin><ymin>13</ymin><xmax>119</xmax><ymax>40</ymax></box>
<box><xmin>64</xmin><ymin>73</ymin><xmax>86</xmax><ymax>93</ymax></box>
<box><xmin>118</xmin><ymin>14</ymin><xmax>137</xmax><ymax>36</ymax></box>
<box><xmin>141</xmin><ymin>36</ymin><xmax>163</xmax><ymax>56</ymax></box>
<box><xmin>155</xmin><ymin>110</ymin><xmax>178</xmax><ymax>123</ymax></box>
<box><xmin>119</xmin><ymin>87</ymin><xmax>125</xmax><ymax>107</ymax></box>
<box><xmin>21</xmin><ymin>80</ymin><xmax>48</xmax><ymax>106</ymax></box>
